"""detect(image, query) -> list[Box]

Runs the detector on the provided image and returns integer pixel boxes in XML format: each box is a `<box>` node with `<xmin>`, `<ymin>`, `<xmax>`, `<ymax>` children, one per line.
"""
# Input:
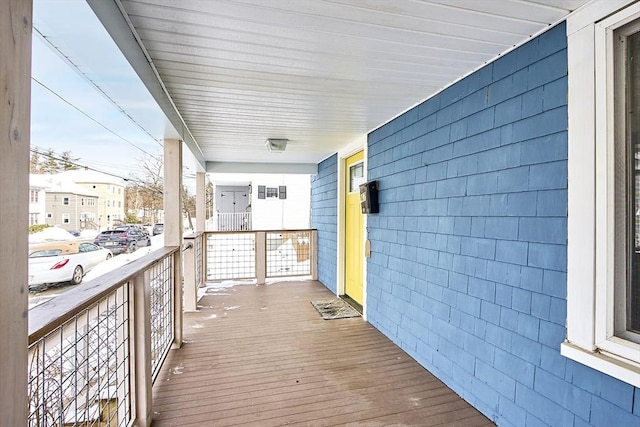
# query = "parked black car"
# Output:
<box><xmin>94</xmin><ymin>225</ymin><xmax>151</xmax><ymax>255</ymax></box>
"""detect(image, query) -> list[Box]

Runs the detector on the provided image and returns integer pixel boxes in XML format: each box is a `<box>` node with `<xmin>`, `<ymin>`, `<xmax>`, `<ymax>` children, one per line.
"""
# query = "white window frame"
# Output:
<box><xmin>564</xmin><ymin>0</ymin><xmax>640</xmax><ymax>387</ymax></box>
<box><xmin>62</xmin><ymin>213</ymin><xmax>70</xmax><ymax>224</ymax></box>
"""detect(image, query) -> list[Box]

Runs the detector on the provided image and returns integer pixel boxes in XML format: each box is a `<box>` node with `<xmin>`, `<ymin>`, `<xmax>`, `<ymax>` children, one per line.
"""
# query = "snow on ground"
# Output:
<box><xmin>29</xmin><ymin>226</ymin><xmax>101</xmax><ymax>244</ymax></box>
<box><xmin>83</xmin><ymin>233</ymin><xmax>164</xmax><ymax>282</ymax></box>
<box><xmin>29</xmin><ymin>226</ymin><xmax>78</xmax><ymax>244</ymax></box>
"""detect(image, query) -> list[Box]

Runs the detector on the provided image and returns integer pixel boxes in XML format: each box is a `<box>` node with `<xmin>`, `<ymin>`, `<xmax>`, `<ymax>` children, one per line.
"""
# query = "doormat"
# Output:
<box><xmin>311</xmin><ymin>299</ymin><xmax>361</xmax><ymax>320</ymax></box>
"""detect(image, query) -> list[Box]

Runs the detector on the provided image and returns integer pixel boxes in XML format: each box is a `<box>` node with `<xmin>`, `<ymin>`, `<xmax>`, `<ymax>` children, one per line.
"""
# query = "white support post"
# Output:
<box><xmin>1</xmin><ymin>2</ymin><xmax>32</xmax><ymax>425</ymax></box>
<box><xmin>196</xmin><ymin>172</ymin><xmax>206</xmax><ymax>232</ymax></box>
<box><xmin>163</xmin><ymin>139</ymin><xmax>183</xmax><ymax>348</ymax></box>
<box><xmin>311</xmin><ymin>230</ymin><xmax>318</xmax><ymax>281</ymax></box>
<box><xmin>183</xmin><ymin>235</ymin><xmax>197</xmax><ymax>311</ymax></box>
<box><xmin>255</xmin><ymin>232</ymin><xmax>266</xmax><ymax>285</ymax></box>
<box><xmin>132</xmin><ymin>271</ymin><xmax>152</xmax><ymax>427</ymax></box>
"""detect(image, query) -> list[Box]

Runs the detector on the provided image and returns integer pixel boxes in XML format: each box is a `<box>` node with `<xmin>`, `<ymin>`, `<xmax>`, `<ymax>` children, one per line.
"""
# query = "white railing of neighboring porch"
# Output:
<box><xmin>215</xmin><ymin>212</ymin><xmax>251</xmax><ymax>231</ymax></box>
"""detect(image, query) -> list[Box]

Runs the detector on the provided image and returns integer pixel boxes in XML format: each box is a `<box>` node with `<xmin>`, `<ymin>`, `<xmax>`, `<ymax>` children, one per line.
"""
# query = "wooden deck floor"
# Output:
<box><xmin>151</xmin><ymin>280</ymin><xmax>494</xmax><ymax>426</ymax></box>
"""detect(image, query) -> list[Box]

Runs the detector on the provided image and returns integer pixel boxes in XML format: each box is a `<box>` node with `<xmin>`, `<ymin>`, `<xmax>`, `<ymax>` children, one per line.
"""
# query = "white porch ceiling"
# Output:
<box><xmin>88</xmin><ymin>0</ymin><xmax>592</xmax><ymax>172</ymax></box>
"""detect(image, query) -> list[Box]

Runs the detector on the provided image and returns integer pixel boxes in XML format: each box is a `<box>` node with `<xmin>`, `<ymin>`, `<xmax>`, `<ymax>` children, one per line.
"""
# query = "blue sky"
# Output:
<box><xmin>31</xmin><ymin>0</ymin><xmax>170</xmax><ymax>179</ymax></box>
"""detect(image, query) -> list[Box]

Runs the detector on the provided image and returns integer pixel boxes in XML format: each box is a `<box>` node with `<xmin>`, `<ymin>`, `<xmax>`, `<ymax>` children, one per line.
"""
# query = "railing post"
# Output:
<box><xmin>183</xmin><ymin>235</ymin><xmax>197</xmax><ymax>311</ymax></box>
<box><xmin>255</xmin><ymin>231</ymin><xmax>266</xmax><ymax>285</ymax></box>
<box><xmin>133</xmin><ymin>270</ymin><xmax>152</xmax><ymax>427</ymax></box>
<box><xmin>311</xmin><ymin>229</ymin><xmax>318</xmax><ymax>281</ymax></box>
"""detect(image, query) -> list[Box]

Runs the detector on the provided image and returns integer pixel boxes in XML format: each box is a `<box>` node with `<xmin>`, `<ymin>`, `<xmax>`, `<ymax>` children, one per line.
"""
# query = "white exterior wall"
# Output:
<box><xmin>250</xmin><ymin>174</ymin><xmax>310</xmax><ymax>230</ymax></box>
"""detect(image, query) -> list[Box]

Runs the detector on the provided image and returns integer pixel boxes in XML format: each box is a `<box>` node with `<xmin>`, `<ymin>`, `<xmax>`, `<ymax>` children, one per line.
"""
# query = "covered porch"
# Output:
<box><xmin>25</xmin><ymin>230</ymin><xmax>493</xmax><ymax>426</ymax></box>
<box><xmin>8</xmin><ymin>1</ymin><xmax>638</xmax><ymax>426</ymax></box>
<box><xmin>153</xmin><ymin>279</ymin><xmax>493</xmax><ymax>426</ymax></box>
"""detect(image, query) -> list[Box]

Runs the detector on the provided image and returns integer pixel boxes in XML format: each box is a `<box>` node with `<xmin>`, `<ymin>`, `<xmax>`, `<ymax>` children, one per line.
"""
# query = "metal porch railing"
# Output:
<box><xmin>182</xmin><ymin>229</ymin><xmax>318</xmax><ymax>310</ymax></box>
<box><xmin>25</xmin><ymin>228</ymin><xmax>318</xmax><ymax>425</ymax></box>
<box><xmin>27</xmin><ymin>247</ymin><xmax>180</xmax><ymax>427</ymax></box>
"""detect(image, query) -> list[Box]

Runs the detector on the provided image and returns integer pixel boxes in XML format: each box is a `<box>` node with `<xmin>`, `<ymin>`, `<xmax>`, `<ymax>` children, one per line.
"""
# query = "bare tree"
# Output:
<box><xmin>125</xmin><ymin>154</ymin><xmax>163</xmax><ymax>224</ymax></box>
<box><xmin>126</xmin><ymin>154</ymin><xmax>199</xmax><ymax>227</ymax></box>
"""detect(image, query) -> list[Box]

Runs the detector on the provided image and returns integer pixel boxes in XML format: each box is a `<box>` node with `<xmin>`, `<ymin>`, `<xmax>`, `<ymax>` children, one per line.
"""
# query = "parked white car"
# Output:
<box><xmin>28</xmin><ymin>241</ymin><xmax>112</xmax><ymax>290</ymax></box>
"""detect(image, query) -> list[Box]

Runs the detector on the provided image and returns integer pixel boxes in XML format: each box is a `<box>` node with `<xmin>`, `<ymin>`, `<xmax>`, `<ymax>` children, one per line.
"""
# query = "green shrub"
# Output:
<box><xmin>29</xmin><ymin>224</ymin><xmax>50</xmax><ymax>234</ymax></box>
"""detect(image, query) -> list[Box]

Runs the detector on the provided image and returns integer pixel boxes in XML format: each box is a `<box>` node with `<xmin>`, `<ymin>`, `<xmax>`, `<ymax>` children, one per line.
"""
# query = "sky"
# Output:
<box><xmin>30</xmin><ymin>0</ymin><xmax>171</xmax><ymax>180</ymax></box>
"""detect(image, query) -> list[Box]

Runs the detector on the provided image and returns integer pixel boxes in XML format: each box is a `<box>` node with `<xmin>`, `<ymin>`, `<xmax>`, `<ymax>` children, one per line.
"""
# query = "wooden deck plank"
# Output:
<box><xmin>151</xmin><ymin>280</ymin><xmax>494</xmax><ymax>426</ymax></box>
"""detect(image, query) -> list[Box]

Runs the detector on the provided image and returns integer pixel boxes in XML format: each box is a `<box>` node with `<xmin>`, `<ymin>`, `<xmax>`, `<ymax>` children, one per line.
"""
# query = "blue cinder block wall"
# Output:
<box><xmin>311</xmin><ymin>154</ymin><xmax>338</xmax><ymax>293</ymax></box>
<box><xmin>363</xmin><ymin>22</ymin><xmax>640</xmax><ymax>426</ymax></box>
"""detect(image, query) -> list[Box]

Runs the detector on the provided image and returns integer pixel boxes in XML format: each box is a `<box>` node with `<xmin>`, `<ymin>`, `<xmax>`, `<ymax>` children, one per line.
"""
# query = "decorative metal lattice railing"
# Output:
<box><xmin>27</xmin><ymin>247</ymin><xmax>179</xmax><ymax>426</ymax></box>
<box><xmin>201</xmin><ymin>230</ymin><xmax>317</xmax><ymax>283</ymax></box>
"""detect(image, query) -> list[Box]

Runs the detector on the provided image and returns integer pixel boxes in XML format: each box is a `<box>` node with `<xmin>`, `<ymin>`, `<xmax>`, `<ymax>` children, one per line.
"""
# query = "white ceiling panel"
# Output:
<box><xmin>88</xmin><ymin>0</ymin><xmax>593</xmax><ymax>171</ymax></box>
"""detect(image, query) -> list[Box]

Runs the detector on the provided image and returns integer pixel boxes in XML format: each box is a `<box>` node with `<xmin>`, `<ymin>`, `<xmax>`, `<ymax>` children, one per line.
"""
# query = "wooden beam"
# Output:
<box><xmin>163</xmin><ymin>139</ymin><xmax>183</xmax><ymax>347</ymax></box>
<box><xmin>196</xmin><ymin>172</ymin><xmax>206</xmax><ymax>232</ymax></box>
<box><xmin>0</xmin><ymin>1</ymin><xmax>32</xmax><ymax>424</ymax></box>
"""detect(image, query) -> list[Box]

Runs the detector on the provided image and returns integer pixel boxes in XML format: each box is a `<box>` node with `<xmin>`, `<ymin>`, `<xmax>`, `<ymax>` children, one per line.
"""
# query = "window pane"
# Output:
<box><xmin>266</xmin><ymin>187</ymin><xmax>278</xmax><ymax>198</ymax></box>
<box><xmin>350</xmin><ymin>162</ymin><xmax>364</xmax><ymax>192</ymax></box>
<box><xmin>627</xmin><ymin>31</ymin><xmax>640</xmax><ymax>333</ymax></box>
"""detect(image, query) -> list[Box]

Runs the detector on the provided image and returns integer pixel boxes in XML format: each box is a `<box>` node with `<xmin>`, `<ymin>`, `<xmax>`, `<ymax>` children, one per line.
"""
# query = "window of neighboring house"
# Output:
<box><xmin>266</xmin><ymin>187</ymin><xmax>278</xmax><ymax>198</ymax></box>
<box><xmin>81</xmin><ymin>198</ymin><xmax>84</xmax><ymax>206</ymax></box>
<box><xmin>30</xmin><ymin>190</ymin><xmax>38</xmax><ymax>203</ymax></box>
<box><xmin>63</xmin><ymin>197</ymin><xmax>69</xmax><ymax>205</ymax></box>
<box><xmin>62</xmin><ymin>214</ymin><xmax>70</xmax><ymax>224</ymax></box>
<box><xmin>565</xmin><ymin>1</ymin><xmax>640</xmax><ymax>388</ymax></box>
<box><xmin>46</xmin><ymin>212</ymin><xmax>52</xmax><ymax>219</ymax></box>
<box><xmin>107</xmin><ymin>200</ymin><xmax>111</xmax><ymax>208</ymax></box>
<box><xmin>29</xmin><ymin>213</ymin><xmax>38</xmax><ymax>225</ymax></box>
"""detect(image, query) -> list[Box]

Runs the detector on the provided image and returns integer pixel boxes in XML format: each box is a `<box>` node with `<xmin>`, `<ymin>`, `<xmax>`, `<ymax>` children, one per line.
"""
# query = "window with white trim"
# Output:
<box><xmin>62</xmin><ymin>213</ymin><xmax>70</xmax><ymax>224</ymax></box>
<box><xmin>565</xmin><ymin>0</ymin><xmax>640</xmax><ymax>388</ymax></box>
<box><xmin>266</xmin><ymin>187</ymin><xmax>278</xmax><ymax>198</ymax></box>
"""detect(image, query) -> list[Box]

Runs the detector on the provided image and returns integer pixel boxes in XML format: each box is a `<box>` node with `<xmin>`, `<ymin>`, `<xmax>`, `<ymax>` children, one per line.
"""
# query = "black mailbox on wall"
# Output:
<box><xmin>359</xmin><ymin>181</ymin><xmax>379</xmax><ymax>214</ymax></box>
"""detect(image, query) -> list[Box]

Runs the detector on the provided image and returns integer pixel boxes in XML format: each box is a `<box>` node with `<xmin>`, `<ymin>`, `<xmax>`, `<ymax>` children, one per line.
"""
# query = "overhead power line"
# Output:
<box><xmin>33</xmin><ymin>26</ymin><xmax>163</xmax><ymax>148</ymax></box>
<box><xmin>29</xmin><ymin>147</ymin><xmax>192</xmax><ymax>197</ymax></box>
<box><xmin>32</xmin><ymin>77</ymin><xmax>157</xmax><ymax>158</ymax></box>
<box><xmin>30</xmin><ymin>146</ymin><xmax>136</xmax><ymax>183</ymax></box>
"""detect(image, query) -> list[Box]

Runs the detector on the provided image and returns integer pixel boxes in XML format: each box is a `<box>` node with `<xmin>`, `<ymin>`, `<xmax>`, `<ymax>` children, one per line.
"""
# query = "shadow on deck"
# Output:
<box><xmin>152</xmin><ymin>280</ymin><xmax>495</xmax><ymax>426</ymax></box>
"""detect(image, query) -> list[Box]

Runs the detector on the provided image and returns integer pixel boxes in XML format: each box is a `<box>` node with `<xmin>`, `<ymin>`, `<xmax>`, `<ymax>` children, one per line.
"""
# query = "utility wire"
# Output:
<box><xmin>30</xmin><ymin>146</ymin><xmax>137</xmax><ymax>183</ymax></box>
<box><xmin>33</xmin><ymin>26</ymin><xmax>163</xmax><ymax>148</ymax></box>
<box><xmin>29</xmin><ymin>147</ymin><xmax>193</xmax><ymax>197</ymax></box>
<box><xmin>32</xmin><ymin>77</ymin><xmax>158</xmax><ymax>158</ymax></box>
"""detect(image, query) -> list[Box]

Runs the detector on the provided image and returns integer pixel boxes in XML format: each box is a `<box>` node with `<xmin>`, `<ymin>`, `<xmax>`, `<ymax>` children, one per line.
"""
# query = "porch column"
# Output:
<box><xmin>163</xmin><ymin>139</ymin><xmax>183</xmax><ymax>347</ymax></box>
<box><xmin>196</xmin><ymin>172</ymin><xmax>206</xmax><ymax>231</ymax></box>
<box><xmin>0</xmin><ymin>1</ymin><xmax>32</xmax><ymax>425</ymax></box>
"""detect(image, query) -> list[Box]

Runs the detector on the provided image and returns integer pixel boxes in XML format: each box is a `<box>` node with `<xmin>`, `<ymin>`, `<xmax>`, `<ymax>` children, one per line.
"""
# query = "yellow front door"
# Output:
<box><xmin>345</xmin><ymin>151</ymin><xmax>365</xmax><ymax>305</ymax></box>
